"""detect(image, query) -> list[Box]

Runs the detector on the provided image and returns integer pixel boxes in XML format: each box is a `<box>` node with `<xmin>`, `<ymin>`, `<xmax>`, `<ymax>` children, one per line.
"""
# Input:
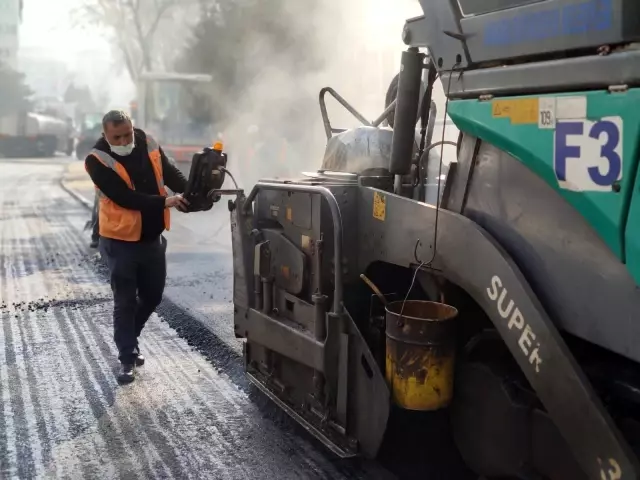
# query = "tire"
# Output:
<box><xmin>384</xmin><ymin>72</ymin><xmax>426</xmax><ymax>129</ymax></box>
<box><xmin>384</xmin><ymin>73</ymin><xmax>400</xmax><ymax>128</ymax></box>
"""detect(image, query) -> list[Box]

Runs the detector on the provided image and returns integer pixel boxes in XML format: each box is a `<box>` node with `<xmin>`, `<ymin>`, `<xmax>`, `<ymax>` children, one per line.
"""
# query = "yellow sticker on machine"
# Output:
<box><xmin>373</xmin><ymin>191</ymin><xmax>386</xmax><ymax>221</ymax></box>
<box><xmin>301</xmin><ymin>235</ymin><xmax>311</xmax><ymax>252</ymax></box>
<box><xmin>281</xmin><ymin>265</ymin><xmax>290</xmax><ymax>279</ymax></box>
<box><xmin>491</xmin><ymin>98</ymin><xmax>539</xmax><ymax>124</ymax></box>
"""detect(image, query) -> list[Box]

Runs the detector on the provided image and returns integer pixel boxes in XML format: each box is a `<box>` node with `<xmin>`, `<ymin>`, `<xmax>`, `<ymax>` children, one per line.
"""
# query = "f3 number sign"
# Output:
<box><xmin>554</xmin><ymin>117</ymin><xmax>623</xmax><ymax>192</ymax></box>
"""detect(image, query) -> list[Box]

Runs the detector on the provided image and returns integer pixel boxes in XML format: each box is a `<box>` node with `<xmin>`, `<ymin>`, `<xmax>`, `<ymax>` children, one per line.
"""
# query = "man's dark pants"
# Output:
<box><xmin>99</xmin><ymin>236</ymin><xmax>167</xmax><ymax>365</ymax></box>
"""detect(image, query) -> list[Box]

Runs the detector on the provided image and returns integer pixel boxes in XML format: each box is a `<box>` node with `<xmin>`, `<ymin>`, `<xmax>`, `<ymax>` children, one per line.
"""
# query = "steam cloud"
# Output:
<box><xmin>193</xmin><ymin>0</ymin><xmax>432</xmax><ymax>188</ymax></box>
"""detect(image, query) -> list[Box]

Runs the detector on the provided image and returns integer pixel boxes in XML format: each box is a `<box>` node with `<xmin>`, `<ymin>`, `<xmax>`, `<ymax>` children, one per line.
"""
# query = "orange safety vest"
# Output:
<box><xmin>86</xmin><ymin>134</ymin><xmax>170</xmax><ymax>241</ymax></box>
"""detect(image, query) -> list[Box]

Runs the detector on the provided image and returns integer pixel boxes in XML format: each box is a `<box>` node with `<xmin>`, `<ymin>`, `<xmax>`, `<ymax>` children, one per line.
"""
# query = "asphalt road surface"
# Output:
<box><xmin>0</xmin><ymin>156</ymin><xmax>395</xmax><ymax>480</ymax></box>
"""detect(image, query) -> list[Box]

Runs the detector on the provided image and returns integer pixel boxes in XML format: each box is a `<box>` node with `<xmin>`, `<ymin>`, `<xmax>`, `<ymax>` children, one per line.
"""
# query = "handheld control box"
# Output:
<box><xmin>183</xmin><ymin>144</ymin><xmax>227</xmax><ymax>212</ymax></box>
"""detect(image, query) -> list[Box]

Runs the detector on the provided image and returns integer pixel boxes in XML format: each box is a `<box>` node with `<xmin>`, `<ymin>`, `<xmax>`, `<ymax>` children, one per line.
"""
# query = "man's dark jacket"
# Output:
<box><xmin>85</xmin><ymin>128</ymin><xmax>187</xmax><ymax>243</ymax></box>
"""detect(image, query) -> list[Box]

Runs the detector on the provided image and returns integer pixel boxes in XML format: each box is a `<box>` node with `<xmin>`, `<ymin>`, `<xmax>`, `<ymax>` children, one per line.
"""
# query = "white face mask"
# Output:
<box><xmin>109</xmin><ymin>139</ymin><xmax>135</xmax><ymax>156</ymax></box>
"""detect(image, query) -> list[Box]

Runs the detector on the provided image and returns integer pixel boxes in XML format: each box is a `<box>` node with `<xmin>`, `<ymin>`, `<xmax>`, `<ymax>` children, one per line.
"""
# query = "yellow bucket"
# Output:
<box><xmin>385</xmin><ymin>300</ymin><xmax>458</xmax><ymax>411</ymax></box>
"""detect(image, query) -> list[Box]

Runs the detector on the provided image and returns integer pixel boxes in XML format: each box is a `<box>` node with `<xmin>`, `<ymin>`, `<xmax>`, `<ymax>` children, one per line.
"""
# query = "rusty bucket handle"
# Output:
<box><xmin>359</xmin><ymin>274</ymin><xmax>388</xmax><ymax>307</ymax></box>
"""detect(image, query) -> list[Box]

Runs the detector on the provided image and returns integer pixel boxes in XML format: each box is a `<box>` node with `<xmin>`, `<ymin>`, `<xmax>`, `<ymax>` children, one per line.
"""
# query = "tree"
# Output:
<box><xmin>64</xmin><ymin>84</ymin><xmax>97</xmax><ymax>111</ymax></box>
<box><xmin>74</xmin><ymin>0</ymin><xmax>199</xmax><ymax>81</ymax></box>
<box><xmin>172</xmin><ymin>0</ymin><xmax>352</xmax><ymax>184</ymax></box>
<box><xmin>0</xmin><ymin>62</ymin><xmax>32</xmax><ymax>116</ymax></box>
<box><xmin>175</xmin><ymin>0</ymin><xmax>329</xmax><ymax>124</ymax></box>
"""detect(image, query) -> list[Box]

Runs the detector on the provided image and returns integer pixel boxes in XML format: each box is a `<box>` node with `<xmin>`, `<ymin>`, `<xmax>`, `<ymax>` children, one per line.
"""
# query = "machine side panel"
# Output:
<box><xmin>457</xmin><ymin>0</ymin><xmax>545</xmax><ymax>16</ymax></box>
<box><xmin>461</xmin><ymin>139</ymin><xmax>640</xmax><ymax>362</ymax></box>
<box><xmin>416</xmin><ymin>0</ymin><xmax>469</xmax><ymax>70</ymax></box>
<box><xmin>356</xmin><ymin>187</ymin><xmax>638</xmax><ymax>479</ymax></box>
<box><xmin>447</xmin><ymin>89</ymin><xmax>640</xmax><ymax>267</ymax></box>
<box><xmin>439</xmin><ymin>50</ymin><xmax>640</xmax><ymax>100</ymax></box>
<box><xmin>460</xmin><ymin>0</ymin><xmax>628</xmax><ymax>63</ymax></box>
<box><xmin>412</xmin><ymin>0</ymin><xmax>640</xmax><ymax>97</ymax></box>
<box><xmin>230</xmin><ymin>197</ymin><xmax>255</xmax><ymax>309</ymax></box>
<box><xmin>343</xmin><ymin>308</ymin><xmax>390</xmax><ymax>457</ymax></box>
<box><xmin>415</xmin><ymin>0</ymin><xmax>640</xmax><ymax>66</ymax></box>
<box><xmin>402</xmin><ymin>15</ymin><xmax>429</xmax><ymax>48</ymax></box>
<box><xmin>626</xmin><ymin>163</ymin><xmax>640</xmax><ymax>288</ymax></box>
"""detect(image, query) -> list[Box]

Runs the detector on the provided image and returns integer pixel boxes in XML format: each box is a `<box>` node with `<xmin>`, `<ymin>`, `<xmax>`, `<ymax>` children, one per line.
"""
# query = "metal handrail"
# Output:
<box><xmin>243</xmin><ymin>181</ymin><xmax>344</xmax><ymax>314</ymax></box>
<box><xmin>372</xmin><ymin>99</ymin><xmax>397</xmax><ymax>127</ymax></box>
<box><xmin>319</xmin><ymin>87</ymin><xmax>372</xmax><ymax>140</ymax></box>
<box><xmin>319</xmin><ymin>86</ymin><xmax>456</xmax><ymax>141</ymax></box>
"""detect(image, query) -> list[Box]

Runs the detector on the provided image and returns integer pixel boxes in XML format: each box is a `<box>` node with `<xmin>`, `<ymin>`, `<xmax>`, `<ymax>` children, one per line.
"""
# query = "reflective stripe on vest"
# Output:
<box><xmin>89</xmin><ymin>133</ymin><xmax>170</xmax><ymax>241</ymax></box>
<box><xmin>145</xmin><ymin>135</ymin><xmax>167</xmax><ymax>192</ymax></box>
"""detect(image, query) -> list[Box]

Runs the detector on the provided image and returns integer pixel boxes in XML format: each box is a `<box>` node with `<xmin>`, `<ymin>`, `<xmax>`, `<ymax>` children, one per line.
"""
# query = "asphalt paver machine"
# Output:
<box><xmin>217</xmin><ymin>0</ymin><xmax>640</xmax><ymax>478</ymax></box>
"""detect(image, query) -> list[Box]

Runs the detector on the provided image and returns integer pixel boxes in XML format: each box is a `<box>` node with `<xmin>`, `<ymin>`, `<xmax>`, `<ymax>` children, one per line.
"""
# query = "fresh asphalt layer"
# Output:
<box><xmin>0</xmin><ymin>156</ymin><xmax>395</xmax><ymax>480</ymax></box>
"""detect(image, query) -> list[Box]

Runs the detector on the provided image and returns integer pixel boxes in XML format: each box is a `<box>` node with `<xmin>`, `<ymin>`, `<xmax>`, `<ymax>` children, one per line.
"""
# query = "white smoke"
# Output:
<box><xmin>212</xmin><ymin>0</ymin><xmax>443</xmax><ymax>188</ymax></box>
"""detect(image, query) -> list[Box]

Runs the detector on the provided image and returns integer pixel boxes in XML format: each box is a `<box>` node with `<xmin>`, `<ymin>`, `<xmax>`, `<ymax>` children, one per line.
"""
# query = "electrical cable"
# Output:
<box><xmin>398</xmin><ymin>61</ymin><xmax>462</xmax><ymax>324</ymax></box>
<box><xmin>397</xmin><ymin>259</ymin><xmax>426</xmax><ymax>326</ymax></box>
<box><xmin>220</xmin><ymin>166</ymin><xmax>239</xmax><ymax>189</ymax></box>
<box><xmin>425</xmin><ymin>61</ymin><xmax>461</xmax><ymax>267</ymax></box>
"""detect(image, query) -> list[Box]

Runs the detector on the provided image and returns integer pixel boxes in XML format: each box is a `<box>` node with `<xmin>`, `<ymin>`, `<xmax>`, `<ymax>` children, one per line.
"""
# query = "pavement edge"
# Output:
<box><xmin>59</xmin><ymin>163</ymin><xmax>93</xmax><ymax>210</ymax></box>
<box><xmin>60</xmin><ymin>179</ymin><xmax>93</xmax><ymax>210</ymax></box>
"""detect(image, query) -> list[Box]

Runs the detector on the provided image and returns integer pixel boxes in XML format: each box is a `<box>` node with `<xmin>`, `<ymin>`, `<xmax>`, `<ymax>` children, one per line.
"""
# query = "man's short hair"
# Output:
<box><xmin>102</xmin><ymin>110</ymin><xmax>132</xmax><ymax>130</ymax></box>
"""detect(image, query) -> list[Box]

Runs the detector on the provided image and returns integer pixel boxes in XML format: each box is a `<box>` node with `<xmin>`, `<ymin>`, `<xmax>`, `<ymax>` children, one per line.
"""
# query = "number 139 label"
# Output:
<box><xmin>539</xmin><ymin>97</ymin><xmax>556</xmax><ymax>129</ymax></box>
<box><xmin>553</xmin><ymin>117</ymin><xmax>623</xmax><ymax>192</ymax></box>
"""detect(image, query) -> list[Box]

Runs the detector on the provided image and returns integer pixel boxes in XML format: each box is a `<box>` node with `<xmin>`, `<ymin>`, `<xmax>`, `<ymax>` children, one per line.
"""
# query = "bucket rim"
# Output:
<box><xmin>385</xmin><ymin>300</ymin><xmax>458</xmax><ymax>322</ymax></box>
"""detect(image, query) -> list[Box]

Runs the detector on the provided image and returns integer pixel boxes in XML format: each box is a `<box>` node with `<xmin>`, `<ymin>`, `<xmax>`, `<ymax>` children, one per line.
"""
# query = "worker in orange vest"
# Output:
<box><xmin>85</xmin><ymin>110</ymin><xmax>189</xmax><ymax>384</ymax></box>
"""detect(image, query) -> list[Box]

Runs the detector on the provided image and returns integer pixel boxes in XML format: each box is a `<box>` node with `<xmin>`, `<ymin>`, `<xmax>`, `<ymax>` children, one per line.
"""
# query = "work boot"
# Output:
<box><xmin>117</xmin><ymin>363</ymin><xmax>135</xmax><ymax>384</ymax></box>
<box><xmin>135</xmin><ymin>353</ymin><xmax>145</xmax><ymax>367</ymax></box>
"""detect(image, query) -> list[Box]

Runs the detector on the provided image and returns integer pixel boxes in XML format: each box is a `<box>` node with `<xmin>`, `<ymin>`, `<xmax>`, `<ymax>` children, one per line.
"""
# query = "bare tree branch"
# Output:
<box><xmin>74</xmin><ymin>0</ymin><xmax>186</xmax><ymax>80</ymax></box>
<box><xmin>0</xmin><ymin>62</ymin><xmax>32</xmax><ymax>116</ymax></box>
<box><xmin>144</xmin><ymin>1</ymin><xmax>172</xmax><ymax>44</ymax></box>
